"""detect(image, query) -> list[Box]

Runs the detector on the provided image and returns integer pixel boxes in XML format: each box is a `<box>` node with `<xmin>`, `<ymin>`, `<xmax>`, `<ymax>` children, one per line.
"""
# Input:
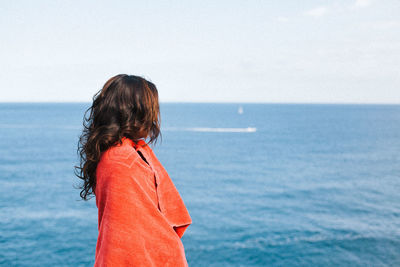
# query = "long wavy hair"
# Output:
<box><xmin>74</xmin><ymin>74</ymin><xmax>162</xmax><ymax>200</ymax></box>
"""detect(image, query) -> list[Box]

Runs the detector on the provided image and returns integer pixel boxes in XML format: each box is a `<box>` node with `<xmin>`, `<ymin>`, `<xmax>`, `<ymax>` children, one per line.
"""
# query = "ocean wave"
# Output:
<box><xmin>0</xmin><ymin>207</ymin><xmax>96</xmax><ymax>222</ymax></box>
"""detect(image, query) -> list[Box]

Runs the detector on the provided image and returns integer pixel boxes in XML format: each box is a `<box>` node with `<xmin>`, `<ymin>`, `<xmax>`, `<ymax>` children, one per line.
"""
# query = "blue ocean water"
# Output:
<box><xmin>0</xmin><ymin>103</ymin><xmax>399</xmax><ymax>266</ymax></box>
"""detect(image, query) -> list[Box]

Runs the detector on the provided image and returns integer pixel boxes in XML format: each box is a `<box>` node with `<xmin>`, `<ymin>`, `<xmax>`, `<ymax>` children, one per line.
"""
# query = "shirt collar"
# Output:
<box><xmin>121</xmin><ymin>136</ymin><xmax>147</xmax><ymax>149</ymax></box>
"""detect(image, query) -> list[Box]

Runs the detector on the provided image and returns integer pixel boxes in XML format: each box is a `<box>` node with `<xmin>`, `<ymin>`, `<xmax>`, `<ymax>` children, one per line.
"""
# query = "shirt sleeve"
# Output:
<box><xmin>94</xmin><ymin>157</ymin><xmax>188</xmax><ymax>267</ymax></box>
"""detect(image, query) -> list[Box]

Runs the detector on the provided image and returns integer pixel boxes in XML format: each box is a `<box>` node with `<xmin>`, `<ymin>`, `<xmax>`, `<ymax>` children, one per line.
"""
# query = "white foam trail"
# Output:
<box><xmin>163</xmin><ymin>127</ymin><xmax>256</xmax><ymax>133</ymax></box>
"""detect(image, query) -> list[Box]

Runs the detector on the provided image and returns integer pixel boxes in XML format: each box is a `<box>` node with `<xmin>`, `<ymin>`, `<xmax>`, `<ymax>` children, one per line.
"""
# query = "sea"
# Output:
<box><xmin>0</xmin><ymin>103</ymin><xmax>399</xmax><ymax>266</ymax></box>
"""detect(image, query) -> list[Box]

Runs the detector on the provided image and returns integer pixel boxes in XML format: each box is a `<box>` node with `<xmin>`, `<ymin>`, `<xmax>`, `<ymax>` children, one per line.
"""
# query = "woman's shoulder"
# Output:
<box><xmin>98</xmin><ymin>144</ymin><xmax>140</xmax><ymax>170</ymax></box>
<box><xmin>95</xmin><ymin>140</ymin><xmax>157</xmax><ymax>197</ymax></box>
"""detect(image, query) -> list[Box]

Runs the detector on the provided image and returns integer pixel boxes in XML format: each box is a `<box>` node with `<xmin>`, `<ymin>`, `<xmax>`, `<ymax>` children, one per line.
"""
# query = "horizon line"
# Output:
<box><xmin>0</xmin><ymin>101</ymin><xmax>399</xmax><ymax>105</ymax></box>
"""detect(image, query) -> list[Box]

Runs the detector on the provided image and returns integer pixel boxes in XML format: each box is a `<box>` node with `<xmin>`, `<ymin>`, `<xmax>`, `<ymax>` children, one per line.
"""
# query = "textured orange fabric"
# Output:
<box><xmin>94</xmin><ymin>136</ymin><xmax>192</xmax><ymax>266</ymax></box>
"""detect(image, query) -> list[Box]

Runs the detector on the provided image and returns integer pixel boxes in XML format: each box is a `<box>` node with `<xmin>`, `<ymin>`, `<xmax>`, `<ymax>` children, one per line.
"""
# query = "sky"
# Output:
<box><xmin>0</xmin><ymin>0</ymin><xmax>399</xmax><ymax>103</ymax></box>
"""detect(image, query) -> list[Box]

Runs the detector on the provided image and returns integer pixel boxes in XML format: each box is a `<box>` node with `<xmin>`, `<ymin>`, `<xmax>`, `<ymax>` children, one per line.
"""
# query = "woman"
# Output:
<box><xmin>75</xmin><ymin>74</ymin><xmax>192</xmax><ymax>266</ymax></box>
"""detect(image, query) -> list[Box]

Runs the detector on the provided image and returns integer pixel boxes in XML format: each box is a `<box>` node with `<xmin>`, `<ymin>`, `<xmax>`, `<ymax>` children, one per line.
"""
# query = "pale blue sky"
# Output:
<box><xmin>1</xmin><ymin>0</ymin><xmax>399</xmax><ymax>103</ymax></box>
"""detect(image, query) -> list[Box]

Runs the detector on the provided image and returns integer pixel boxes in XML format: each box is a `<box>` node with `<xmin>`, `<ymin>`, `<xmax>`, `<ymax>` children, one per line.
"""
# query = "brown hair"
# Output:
<box><xmin>74</xmin><ymin>74</ymin><xmax>162</xmax><ymax>200</ymax></box>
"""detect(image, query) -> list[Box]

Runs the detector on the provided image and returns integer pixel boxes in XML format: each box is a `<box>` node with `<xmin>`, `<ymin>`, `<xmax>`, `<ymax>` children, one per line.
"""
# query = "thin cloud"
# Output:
<box><xmin>371</xmin><ymin>20</ymin><xmax>400</xmax><ymax>30</ymax></box>
<box><xmin>277</xmin><ymin>16</ymin><xmax>289</xmax><ymax>23</ymax></box>
<box><xmin>354</xmin><ymin>0</ymin><xmax>372</xmax><ymax>8</ymax></box>
<box><xmin>304</xmin><ymin>6</ymin><xmax>328</xmax><ymax>18</ymax></box>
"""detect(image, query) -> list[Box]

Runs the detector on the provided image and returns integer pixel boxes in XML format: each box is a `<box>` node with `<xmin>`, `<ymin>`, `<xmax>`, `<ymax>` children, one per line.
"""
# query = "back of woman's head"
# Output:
<box><xmin>74</xmin><ymin>74</ymin><xmax>161</xmax><ymax>200</ymax></box>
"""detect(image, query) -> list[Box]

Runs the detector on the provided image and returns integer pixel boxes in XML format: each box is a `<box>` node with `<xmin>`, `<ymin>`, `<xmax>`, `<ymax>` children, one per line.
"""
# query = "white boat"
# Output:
<box><xmin>238</xmin><ymin>106</ymin><xmax>243</xmax><ymax>114</ymax></box>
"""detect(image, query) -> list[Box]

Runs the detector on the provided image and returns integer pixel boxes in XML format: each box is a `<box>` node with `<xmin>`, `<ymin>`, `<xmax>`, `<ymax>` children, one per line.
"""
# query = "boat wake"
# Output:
<box><xmin>163</xmin><ymin>127</ymin><xmax>257</xmax><ymax>133</ymax></box>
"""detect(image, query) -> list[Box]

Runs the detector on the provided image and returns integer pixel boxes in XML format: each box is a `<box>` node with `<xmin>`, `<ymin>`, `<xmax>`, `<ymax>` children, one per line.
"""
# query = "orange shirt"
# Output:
<box><xmin>94</xmin><ymin>136</ymin><xmax>192</xmax><ymax>266</ymax></box>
